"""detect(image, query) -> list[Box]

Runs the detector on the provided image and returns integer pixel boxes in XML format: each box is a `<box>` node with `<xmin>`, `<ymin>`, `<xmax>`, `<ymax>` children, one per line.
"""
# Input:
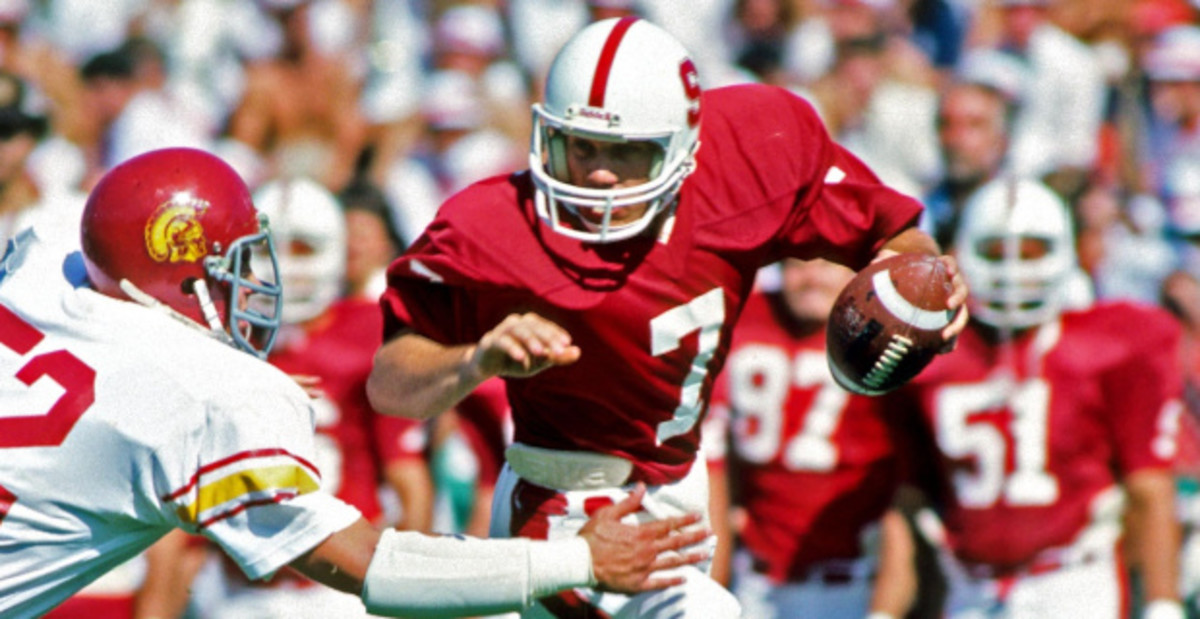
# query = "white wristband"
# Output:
<box><xmin>529</xmin><ymin>536</ymin><xmax>596</xmax><ymax>598</ymax></box>
<box><xmin>361</xmin><ymin>530</ymin><xmax>594</xmax><ymax>618</ymax></box>
<box><xmin>866</xmin><ymin>613</ymin><xmax>897</xmax><ymax>619</ymax></box>
<box><xmin>1143</xmin><ymin>599</ymin><xmax>1185</xmax><ymax>619</ymax></box>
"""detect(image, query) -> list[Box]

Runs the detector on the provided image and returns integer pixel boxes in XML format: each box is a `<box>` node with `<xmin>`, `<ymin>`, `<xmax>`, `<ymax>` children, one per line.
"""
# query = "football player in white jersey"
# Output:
<box><xmin>0</xmin><ymin>147</ymin><xmax>709</xmax><ymax>619</ymax></box>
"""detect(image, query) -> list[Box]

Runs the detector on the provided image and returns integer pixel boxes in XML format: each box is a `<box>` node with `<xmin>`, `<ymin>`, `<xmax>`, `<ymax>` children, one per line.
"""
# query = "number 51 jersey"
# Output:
<box><xmin>891</xmin><ymin>302</ymin><xmax>1183</xmax><ymax>569</ymax></box>
<box><xmin>0</xmin><ymin>231</ymin><xmax>360</xmax><ymax>617</ymax></box>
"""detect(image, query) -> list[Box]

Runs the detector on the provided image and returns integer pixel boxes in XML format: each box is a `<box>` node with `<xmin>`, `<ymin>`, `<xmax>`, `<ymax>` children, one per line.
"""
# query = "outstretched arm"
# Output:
<box><xmin>292</xmin><ymin>486</ymin><xmax>707</xmax><ymax>617</ymax></box>
<box><xmin>367</xmin><ymin>313</ymin><xmax>582</xmax><ymax>420</ymax></box>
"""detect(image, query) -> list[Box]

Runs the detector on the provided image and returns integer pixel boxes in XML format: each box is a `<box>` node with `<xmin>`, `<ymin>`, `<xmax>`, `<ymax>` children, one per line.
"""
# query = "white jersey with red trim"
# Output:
<box><xmin>0</xmin><ymin>229</ymin><xmax>361</xmax><ymax>618</ymax></box>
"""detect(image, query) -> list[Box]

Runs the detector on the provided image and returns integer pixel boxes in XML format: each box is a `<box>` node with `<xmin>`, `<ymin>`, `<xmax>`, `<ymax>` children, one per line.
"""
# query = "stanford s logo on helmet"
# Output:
<box><xmin>530</xmin><ymin>17</ymin><xmax>702</xmax><ymax>243</ymax></box>
<box><xmin>80</xmin><ymin>148</ymin><xmax>283</xmax><ymax>358</ymax></box>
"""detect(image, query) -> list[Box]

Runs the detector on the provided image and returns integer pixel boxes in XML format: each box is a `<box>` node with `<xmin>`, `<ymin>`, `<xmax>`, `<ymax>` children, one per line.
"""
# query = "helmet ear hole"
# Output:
<box><xmin>180</xmin><ymin>277</ymin><xmax>198</xmax><ymax>296</ymax></box>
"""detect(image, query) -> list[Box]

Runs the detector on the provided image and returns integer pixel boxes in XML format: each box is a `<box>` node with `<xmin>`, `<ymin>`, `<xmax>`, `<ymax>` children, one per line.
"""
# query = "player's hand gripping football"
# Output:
<box><xmin>872</xmin><ymin>250</ymin><xmax>970</xmax><ymax>351</ymax></box>
<box><xmin>472</xmin><ymin>312</ymin><xmax>582</xmax><ymax>378</ymax></box>
<box><xmin>933</xmin><ymin>254</ymin><xmax>969</xmax><ymax>350</ymax></box>
<box><xmin>578</xmin><ymin>484</ymin><xmax>709</xmax><ymax>594</ymax></box>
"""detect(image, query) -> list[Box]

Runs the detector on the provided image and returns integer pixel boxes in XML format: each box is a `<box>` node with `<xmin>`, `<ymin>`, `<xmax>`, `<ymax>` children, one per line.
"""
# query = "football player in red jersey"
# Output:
<box><xmin>892</xmin><ymin>177</ymin><xmax>1185</xmax><ymax>619</ymax></box>
<box><xmin>705</xmin><ymin>258</ymin><xmax>916</xmax><ymax>619</ymax></box>
<box><xmin>366</xmin><ymin>17</ymin><xmax>968</xmax><ymax>617</ymax></box>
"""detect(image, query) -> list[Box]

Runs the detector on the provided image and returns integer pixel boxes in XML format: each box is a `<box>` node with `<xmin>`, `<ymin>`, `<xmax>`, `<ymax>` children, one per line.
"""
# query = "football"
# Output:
<box><xmin>826</xmin><ymin>253</ymin><xmax>956</xmax><ymax>395</ymax></box>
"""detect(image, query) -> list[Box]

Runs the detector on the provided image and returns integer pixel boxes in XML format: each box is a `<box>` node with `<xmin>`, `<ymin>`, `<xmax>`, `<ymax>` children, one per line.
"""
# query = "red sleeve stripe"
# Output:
<box><xmin>588</xmin><ymin>16</ymin><xmax>638</xmax><ymax>108</ymax></box>
<box><xmin>163</xmin><ymin>448</ymin><xmax>319</xmax><ymax>501</ymax></box>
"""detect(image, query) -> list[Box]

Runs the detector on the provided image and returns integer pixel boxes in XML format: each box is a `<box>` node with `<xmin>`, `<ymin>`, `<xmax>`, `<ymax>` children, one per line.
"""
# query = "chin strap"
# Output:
<box><xmin>118</xmin><ymin>278</ymin><xmax>234</xmax><ymax>346</ymax></box>
<box><xmin>189</xmin><ymin>278</ymin><xmax>227</xmax><ymax>334</ymax></box>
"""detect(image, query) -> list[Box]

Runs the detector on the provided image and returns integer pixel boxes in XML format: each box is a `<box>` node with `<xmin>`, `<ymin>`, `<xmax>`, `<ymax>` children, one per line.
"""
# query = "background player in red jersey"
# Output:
<box><xmin>892</xmin><ymin>177</ymin><xmax>1185</xmax><ymax>619</ymax></box>
<box><xmin>367</xmin><ymin>17</ymin><xmax>968</xmax><ymax>618</ymax></box>
<box><xmin>705</xmin><ymin>258</ymin><xmax>916</xmax><ymax>619</ymax></box>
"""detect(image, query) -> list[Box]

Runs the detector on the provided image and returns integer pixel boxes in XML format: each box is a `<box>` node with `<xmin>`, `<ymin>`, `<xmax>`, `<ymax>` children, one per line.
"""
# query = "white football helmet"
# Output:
<box><xmin>253</xmin><ymin>177</ymin><xmax>346</xmax><ymax>324</ymax></box>
<box><xmin>956</xmin><ymin>177</ymin><xmax>1077</xmax><ymax>329</ymax></box>
<box><xmin>529</xmin><ymin>17</ymin><xmax>702</xmax><ymax>243</ymax></box>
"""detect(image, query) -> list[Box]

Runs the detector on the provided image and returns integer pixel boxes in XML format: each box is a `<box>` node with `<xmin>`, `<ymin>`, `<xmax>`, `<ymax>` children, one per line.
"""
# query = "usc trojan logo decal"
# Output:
<box><xmin>145</xmin><ymin>196</ymin><xmax>210</xmax><ymax>263</ymax></box>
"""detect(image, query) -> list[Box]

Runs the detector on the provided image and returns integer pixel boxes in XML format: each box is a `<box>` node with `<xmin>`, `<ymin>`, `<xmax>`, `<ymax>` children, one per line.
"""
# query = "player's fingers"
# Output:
<box><xmin>507</xmin><ymin>312</ymin><xmax>573</xmax><ymax>349</ymax></box>
<box><xmin>497</xmin><ymin>315</ymin><xmax>579</xmax><ymax>364</ymax></box>
<box><xmin>551</xmin><ymin>345</ymin><xmax>583</xmax><ymax>366</ymax></box>
<box><xmin>650</xmin><ymin>549</ymin><xmax>708</xmax><ymax>572</ymax></box>
<box><xmin>645</xmin><ymin>512</ymin><xmax>704</xmax><ymax>536</ymax></box>
<box><xmin>652</xmin><ymin>527</ymin><xmax>708</xmax><ymax>553</ymax></box>
<box><xmin>487</xmin><ymin>333</ymin><xmax>532</xmax><ymax>370</ymax></box>
<box><xmin>940</xmin><ymin>306</ymin><xmax>969</xmax><ymax>351</ymax></box>
<box><xmin>633</xmin><ymin>574</ymin><xmax>687</xmax><ymax>593</ymax></box>
<box><xmin>599</xmin><ymin>483</ymin><xmax>647</xmax><ymax>521</ymax></box>
<box><xmin>936</xmin><ymin>256</ymin><xmax>968</xmax><ymax>307</ymax></box>
<box><xmin>631</xmin><ymin>512</ymin><xmax>703</xmax><ymax>541</ymax></box>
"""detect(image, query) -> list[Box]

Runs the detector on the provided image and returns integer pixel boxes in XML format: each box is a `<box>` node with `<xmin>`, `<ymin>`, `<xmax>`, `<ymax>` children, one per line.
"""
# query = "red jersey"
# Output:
<box><xmin>894</xmin><ymin>302</ymin><xmax>1183</xmax><ymax>569</ymax></box>
<box><xmin>709</xmin><ymin>291</ymin><xmax>903</xmax><ymax>582</ymax></box>
<box><xmin>380</xmin><ymin>83</ymin><xmax>923</xmax><ymax>484</ymax></box>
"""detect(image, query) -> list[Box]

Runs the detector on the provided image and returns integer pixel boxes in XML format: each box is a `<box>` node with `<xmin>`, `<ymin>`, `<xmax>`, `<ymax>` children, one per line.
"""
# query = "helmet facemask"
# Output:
<box><xmin>205</xmin><ymin>215</ymin><xmax>283</xmax><ymax>358</ymax></box>
<box><xmin>530</xmin><ymin>112</ymin><xmax>696</xmax><ymax>243</ymax></box>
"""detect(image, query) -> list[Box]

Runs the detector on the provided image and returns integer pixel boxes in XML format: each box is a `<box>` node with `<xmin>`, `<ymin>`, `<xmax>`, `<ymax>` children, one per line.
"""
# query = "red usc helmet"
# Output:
<box><xmin>80</xmin><ymin>148</ymin><xmax>282</xmax><ymax>358</ymax></box>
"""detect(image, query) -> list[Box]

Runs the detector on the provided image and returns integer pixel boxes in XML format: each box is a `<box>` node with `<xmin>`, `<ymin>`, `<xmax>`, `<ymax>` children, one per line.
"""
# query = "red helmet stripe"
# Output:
<box><xmin>588</xmin><ymin>17</ymin><xmax>638</xmax><ymax>107</ymax></box>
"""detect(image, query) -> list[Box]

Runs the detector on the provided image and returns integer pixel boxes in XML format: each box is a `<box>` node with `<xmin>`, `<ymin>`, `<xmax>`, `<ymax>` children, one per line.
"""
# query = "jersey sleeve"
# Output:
<box><xmin>1102</xmin><ymin>307</ymin><xmax>1185</xmax><ymax>475</ymax></box>
<box><xmin>780</xmin><ymin>142</ymin><xmax>923</xmax><ymax>270</ymax></box>
<box><xmin>379</xmin><ymin>232</ymin><xmax>480</xmax><ymax>345</ymax></box>
<box><xmin>159</xmin><ymin>379</ymin><xmax>363</xmax><ymax>580</ymax></box>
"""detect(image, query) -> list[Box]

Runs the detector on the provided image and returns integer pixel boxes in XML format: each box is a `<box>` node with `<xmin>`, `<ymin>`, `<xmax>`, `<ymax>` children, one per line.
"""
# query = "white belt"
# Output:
<box><xmin>505</xmin><ymin>443</ymin><xmax>633</xmax><ymax>491</ymax></box>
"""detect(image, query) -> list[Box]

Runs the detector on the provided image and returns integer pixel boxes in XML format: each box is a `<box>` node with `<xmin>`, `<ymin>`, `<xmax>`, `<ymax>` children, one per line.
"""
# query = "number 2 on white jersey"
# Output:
<box><xmin>935</xmin><ymin>378</ymin><xmax>1058</xmax><ymax>508</ymax></box>
<box><xmin>727</xmin><ymin>346</ymin><xmax>849</xmax><ymax>471</ymax></box>
<box><xmin>0</xmin><ymin>304</ymin><xmax>98</xmax><ymax>527</ymax></box>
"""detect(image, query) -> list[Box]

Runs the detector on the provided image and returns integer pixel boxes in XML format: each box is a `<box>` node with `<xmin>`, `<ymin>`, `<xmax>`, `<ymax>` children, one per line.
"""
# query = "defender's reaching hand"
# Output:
<box><xmin>578</xmin><ymin>484</ymin><xmax>709</xmax><ymax>594</ymax></box>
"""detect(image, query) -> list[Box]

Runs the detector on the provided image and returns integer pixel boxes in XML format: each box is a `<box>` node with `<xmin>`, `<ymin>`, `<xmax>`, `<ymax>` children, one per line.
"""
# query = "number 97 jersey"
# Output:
<box><xmin>894</xmin><ymin>301</ymin><xmax>1183</xmax><ymax>569</ymax></box>
<box><xmin>706</xmin><ymin>291</ymin><xmax>905</xmax><ymax>582</ymax></box>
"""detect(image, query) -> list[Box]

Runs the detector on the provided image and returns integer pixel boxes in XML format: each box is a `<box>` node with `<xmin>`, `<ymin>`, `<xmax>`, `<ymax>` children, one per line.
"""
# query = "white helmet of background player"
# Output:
<box><xmin>529</xmin><ymin>17</ymin><xmax>702</xmax><ymax>243</ymax></box>
<box><xmin>956</xmin><ymin>177</ymin><xmax>1077</xmax><ymax>329</ymax></box>
<box><xmin>253</xmin><ymin>177</ymin><xmax>346</xmax><ymax>324</ymax></box>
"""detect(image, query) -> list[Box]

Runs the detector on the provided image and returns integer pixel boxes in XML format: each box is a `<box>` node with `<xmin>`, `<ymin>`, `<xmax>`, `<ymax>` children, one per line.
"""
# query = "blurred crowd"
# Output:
<box><xmin>2</xmin><ymin>0</ymin><xmax>1200</xmax><ymax>309</ymax></box>
<box><xmin>6</xmin><ymin>0</ymin><xmax>1200</xmax><ymax>617</ymax></box>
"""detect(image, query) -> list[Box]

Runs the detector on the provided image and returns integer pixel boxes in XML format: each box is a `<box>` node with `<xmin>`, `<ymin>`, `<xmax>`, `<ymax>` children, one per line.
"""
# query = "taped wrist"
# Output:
<box><xmin>529</xmin><ymin>534</ymin><xmax>595</xmax><ymax>597</ymax></box>
<box><xmin>361</xmin><ymin>529</ymin><xmax>593</xmax><ymax>618</ymax></box>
